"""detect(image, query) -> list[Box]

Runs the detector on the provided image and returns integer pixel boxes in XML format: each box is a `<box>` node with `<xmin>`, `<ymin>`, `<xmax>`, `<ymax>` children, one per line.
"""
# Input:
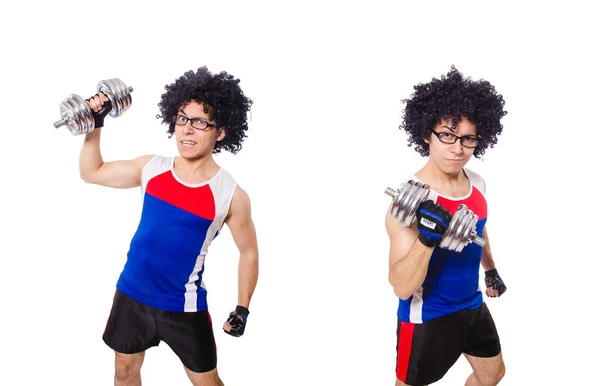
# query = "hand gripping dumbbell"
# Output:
<box><xmin>384</xmin><ymin>181</ymin><xmax>486</xmax><ymax>252</ymax></box>
<box><xmin>53</xmin><ymin>78</ymin><xmax>133</xmax><ymax>135</ymax></box>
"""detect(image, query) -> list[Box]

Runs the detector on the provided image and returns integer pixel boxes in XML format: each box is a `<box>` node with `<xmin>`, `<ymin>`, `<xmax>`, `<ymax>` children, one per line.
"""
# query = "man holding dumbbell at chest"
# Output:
<box><xmin>78</xmin><ymin>67</ymin><xmax>259</xmax><ymax>386</ymax></box>
<box><xmin>386</xmin><ymin>66</ymin><xmax>508</xmax><ymax>386</ymax></box>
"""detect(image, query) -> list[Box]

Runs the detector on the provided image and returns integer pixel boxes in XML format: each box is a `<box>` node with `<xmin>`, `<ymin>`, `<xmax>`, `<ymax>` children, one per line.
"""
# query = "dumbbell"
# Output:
<box><xmin>53</xmin><ymin>78</ymin><xmax>133</xmax><ymax>135</ymax></box>
<box><xmin>385</xmin><ymin>180</ymin><xmax>486</xmax><ymax>252</ymax></box>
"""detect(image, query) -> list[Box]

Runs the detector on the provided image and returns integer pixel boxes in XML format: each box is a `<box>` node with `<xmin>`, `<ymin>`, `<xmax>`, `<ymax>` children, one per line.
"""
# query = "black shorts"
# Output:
<box><xmin>102</xmin><ymin>290</ymin><xmax>217</xmax><ymax>373</ymax></box>
<box><xmin>395</xmin><ymin>302</ymin><xmax>501</xmax><ymax>385</ymax></box>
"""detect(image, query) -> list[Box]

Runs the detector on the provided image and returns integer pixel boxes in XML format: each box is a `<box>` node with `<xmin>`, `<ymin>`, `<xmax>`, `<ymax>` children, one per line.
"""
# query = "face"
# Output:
<box><xmin>424</xmin><ymin>117</ymin><xmax>478</xmax><ymax>174</ymax></box>
<box><xmin>174</xmin><ymin>101</ymin><xmax>225</xmax><ymax>160</ymax></box>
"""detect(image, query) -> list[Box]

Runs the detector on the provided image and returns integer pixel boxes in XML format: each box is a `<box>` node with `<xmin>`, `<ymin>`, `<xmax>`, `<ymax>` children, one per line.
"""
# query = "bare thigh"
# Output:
<box><xmin>184</xmin><ymin>366</ymin><xmax>224</xmax><ymax>386</ymax></box>
<box><xmin>464</xmin><ymin>352</ymin><xmax>505</xmax><ymax>385</ymax></box>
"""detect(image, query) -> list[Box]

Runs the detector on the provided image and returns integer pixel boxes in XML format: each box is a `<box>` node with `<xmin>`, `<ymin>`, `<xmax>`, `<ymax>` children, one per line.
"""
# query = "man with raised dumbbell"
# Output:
<box><xmin>386</xmin><ymin>66</ymin><xmax>508</xmax><ymax>386</ymax></box>
<box><xmin>79</xmin><ymin>67</ymin><xmax>258</xmax><ymax>386</ymax></box>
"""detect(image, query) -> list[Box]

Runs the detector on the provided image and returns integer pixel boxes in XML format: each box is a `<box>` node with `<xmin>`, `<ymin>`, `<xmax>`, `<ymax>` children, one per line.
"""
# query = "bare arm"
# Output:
<box><xmin>386</xmin><ymin>207</ymin><xmax>435</xmax><ymax>300</ymax></box>
<box><xmin>479</xmin><ymin>179</ymin><xmax>496</xmax><ymax>271</ymax></box>
<box><xmin>480</xmin><ymin>227</ymin><xmax>496</xmax><ymax>271</ymax></box>
<box><xmin>224</xmin><ymin>186</ymin><xmax>259</xmax><ymax>309</ymax></box>
<box><xmin>79</xmin><ymin>94</ymin><xmax>153</xmax><ymax>188</ymax></box>
<box><xmin>480</xmin><ymin>226</ymin><xmax>508</xmax><ymax>297</ymax></box>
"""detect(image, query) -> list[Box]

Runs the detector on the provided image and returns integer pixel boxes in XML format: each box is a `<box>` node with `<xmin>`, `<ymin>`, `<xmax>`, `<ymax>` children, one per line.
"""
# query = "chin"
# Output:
<box><xmin>178</xmin><ymin>152</ymin><xmax>197</xmax><ymax>159</ymax></box>
<box><xmin>177</xmin><ymin>144</ymin><xmax>197</xmax><ymax>155</ymax></box>
<box><xmin>440</xmin><ymin>164</ymin><xmax>464</xmax><ymax>175</ymax></box>
<box><xmin>178</xmin><ymin>151</ymin><xmax>205</xmax><ymax>161</ymax></box>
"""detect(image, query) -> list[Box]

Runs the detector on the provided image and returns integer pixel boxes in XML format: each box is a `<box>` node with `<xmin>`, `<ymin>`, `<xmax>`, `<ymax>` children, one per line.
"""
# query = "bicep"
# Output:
<box><xmin>225</xmin><ymin>187</ymin><xmax>258</xmax><ymax>254</ymax></box>
<box><xmin>91</xmin><ymin>155</ymin><xmax>153</xmax><ymax>188</ymax></box>
<box><xmin>386</xmin><ymin>206</ymin><xmax>419</xmax><ymax>268</ymax></box>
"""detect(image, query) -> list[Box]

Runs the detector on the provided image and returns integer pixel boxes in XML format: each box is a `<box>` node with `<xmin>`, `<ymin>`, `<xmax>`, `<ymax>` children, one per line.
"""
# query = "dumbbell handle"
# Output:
<box><xmin>53</xmin><ymin>119</ymin><xmax>67</xmax><ymax>128</ymax></box>
<box><xmin>384</xmin><ymin>186</ymin><xmax>399</xmax><ymax>198</ymax></box>
<box><xmin>53</xmin><ymin>86</ymin><xmax>134</xmax><ymax>129</ymax></box>
<box><xmin>54</xmin><ymin>117</ymin><xmax>76</xmax><ymax>128</ymax></box>
<box><xmin>385</xmin><ymin>186</ymin><xmax>486</xmax><ymax>248</ymax></box>
<box><xmin>467</xmin><ymin>232</ymin><xmax>486</xmax><ymax>247</ymax></box>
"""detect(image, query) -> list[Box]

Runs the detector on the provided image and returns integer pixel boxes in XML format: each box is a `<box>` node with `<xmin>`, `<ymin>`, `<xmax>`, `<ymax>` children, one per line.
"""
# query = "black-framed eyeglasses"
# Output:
<box><xmin>174</xmin><ymin>114</ymin><xmax>217</xmax><ymax>130</ymax></box>
<box><xmin>431</xmin><ymin>128</ymin><xmax>479</xmax><ymax>148</ymax></box>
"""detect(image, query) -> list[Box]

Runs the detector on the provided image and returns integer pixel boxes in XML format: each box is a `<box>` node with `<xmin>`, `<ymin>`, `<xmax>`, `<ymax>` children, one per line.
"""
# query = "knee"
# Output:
<box><xmin>115</xmin><ymin>357</ymin><xmax>143</xmax><ymax>381</ymax></box>
<box><xmin>477</xmin><ymin>362</ymin><xmax>505</xmax><ymax>385</ymax></box>
<box><xmin>493</xmin><ymin>362</ymin><xmax>506</xmax><ymax>383</ymax></box>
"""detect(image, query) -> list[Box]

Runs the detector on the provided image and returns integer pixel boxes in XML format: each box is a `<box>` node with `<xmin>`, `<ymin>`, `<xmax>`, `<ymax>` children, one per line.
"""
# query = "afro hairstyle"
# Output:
<box><xmin>157</xmin><ymin>66</ymin><xmax>253</xmax><ymax>155</ymax></box>
<box><xmin>399</xmin><ymin>65</ymin><xmax>507</xmax><ymax>158</ymax></box>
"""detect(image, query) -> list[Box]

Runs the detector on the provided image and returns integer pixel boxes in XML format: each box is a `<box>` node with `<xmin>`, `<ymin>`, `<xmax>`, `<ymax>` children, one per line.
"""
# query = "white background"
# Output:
<box><xmin>1</xmin><ymin>1</ymin><xmax>598</xmax><ymax>385</ymax></box>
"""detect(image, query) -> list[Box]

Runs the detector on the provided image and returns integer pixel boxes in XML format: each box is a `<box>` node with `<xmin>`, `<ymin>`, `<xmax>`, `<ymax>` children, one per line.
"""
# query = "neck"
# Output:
<box><xmin>175</xmin><ymin>154</ymin><xmax>218</xmax><ymax>175</ymax></box>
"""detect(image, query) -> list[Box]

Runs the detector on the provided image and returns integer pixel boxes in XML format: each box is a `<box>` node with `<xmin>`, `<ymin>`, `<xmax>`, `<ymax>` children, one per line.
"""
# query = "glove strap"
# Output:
<box><xmin>418</xmin><ymin>232</ymin><xmax>440</xmax><ymax>248</ymax></box>
<box><xmin>235</xmin><ymin>305</ymin><xmax>249</xmax><ymax>314</ymax></box>
<box><xmin>485</xmin><ymin>269</ymin><xmax>499</xmax><ymax>278</ymax></box>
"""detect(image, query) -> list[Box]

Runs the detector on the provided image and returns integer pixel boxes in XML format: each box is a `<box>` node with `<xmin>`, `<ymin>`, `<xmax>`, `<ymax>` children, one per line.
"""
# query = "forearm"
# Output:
<box><xmin>480</xmin><ymin>228</ymin><xmax>496</xmax><ymax>271</ymax></box>
<box><xmin>389</xmin><ymin>239</ymin><xmax>434</xmax><ymax>300</ymax></box>
<box><xmin>237</xmin><ymin>252</ymin><xmax>258</xmax><ymax>309</ymax></box>
<box><xmin>79</xmin><ymin>129</ymin><xmax>104</xmax><ymax>180</ymax></box>
<box><xmin>480</xmin><ymin>250</ymin><xmax>496</xmax><ymax>271</ymax></box>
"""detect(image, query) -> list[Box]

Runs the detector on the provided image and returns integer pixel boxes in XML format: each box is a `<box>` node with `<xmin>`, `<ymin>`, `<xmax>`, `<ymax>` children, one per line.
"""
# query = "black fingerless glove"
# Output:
<box><xmin>485</xmin><ymin>269</ymin><xmax>507</xmax><ymax>296</ymax></box>
<box><xmin>224</xmin><ymin>305</ymin><xmax>249</xmax><ymax>337</ymax></box>
<box><xmin>86</xmin><ymin>93</ymin><xmax>112</xmax><ymax>128</ymax></box>
<box><xmin>415</xmin><ymin>200</ymin><xmax>453</xmax><ymax>248</ymax></box>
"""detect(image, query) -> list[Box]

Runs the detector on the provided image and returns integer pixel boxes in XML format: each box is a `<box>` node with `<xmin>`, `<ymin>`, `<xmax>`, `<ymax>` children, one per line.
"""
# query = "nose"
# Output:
<box><xmin>183</xmin><ymin>120</ymin><xmax>195</xmax><ymax>134</ymax></box>
<box><xmin>450</xmin><ymin>139</ymin><xmax>464</xmax><ymax>154</ymax></box>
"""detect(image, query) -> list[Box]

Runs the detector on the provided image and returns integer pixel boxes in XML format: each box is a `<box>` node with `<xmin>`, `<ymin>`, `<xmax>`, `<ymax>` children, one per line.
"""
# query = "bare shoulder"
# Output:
<box><xmin>227</xmin><ymin>185</ymin><xmax>252</xmax><ymax>219</ymax></box>
<box><xmin>133</xmin><ymin>154</ymin><xmax>155</xmax><ymax>169</ymax></box>
<box><xmin>232</xmin><ymin>185</ymin><xmax>251</xmax><ymax>206</ymax></box>
<box><xmin>385</xmin><ymin>204</ymin><xmax>402</xmax><ymax>237</ymax></box>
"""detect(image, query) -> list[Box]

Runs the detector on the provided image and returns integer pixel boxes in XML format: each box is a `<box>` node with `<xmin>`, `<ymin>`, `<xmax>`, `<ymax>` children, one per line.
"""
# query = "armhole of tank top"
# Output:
<box><xmin>464</xmin><ymin>168</ymin><xmax>485</xmax><ymax>195</ymax></box>
<box><xmin>141</xmin><ymin>155</ymin><xmax>164</xmax><ymax>193</ymax></box>
<box><xmin>223</xmin><ymin>179</ymin><xmax>238</xmax><ymax>227</ymax></box>
<box><xmin>214</xmin><ymin>171</ymin><xmax>238</xmax><ymax>231</ymax></box>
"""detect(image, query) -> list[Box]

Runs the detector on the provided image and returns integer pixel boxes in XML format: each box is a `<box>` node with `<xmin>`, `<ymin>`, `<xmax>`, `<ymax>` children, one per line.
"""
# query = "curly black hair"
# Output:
<box><xmin>157</xmin><ymin>66</ymin><xmax>253</xmax><ymax>154</ymax></box>
<box><xmin>399</xmin><ymin>65</ymin><xmax>507</xmax><ymax>158</ymax></box>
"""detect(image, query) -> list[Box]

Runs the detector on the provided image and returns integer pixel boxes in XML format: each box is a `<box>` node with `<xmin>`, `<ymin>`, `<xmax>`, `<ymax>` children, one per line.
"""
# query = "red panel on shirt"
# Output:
<box><xmin>436</xmin><ymin>186</ymin><xmax>487</xmax><ymax>219</ymax></box>
<box><xmin>146</xmin><ymin>171</ymin><xmax>216</xmax><ymax>220</ymax></box>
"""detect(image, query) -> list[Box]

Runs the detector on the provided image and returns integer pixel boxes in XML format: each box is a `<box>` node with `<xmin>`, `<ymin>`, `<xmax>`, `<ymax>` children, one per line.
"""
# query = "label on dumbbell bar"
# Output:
<box><xmin>420</xmin><ymin>218</ymin><xmax>437</xmax><ymax>230</ymax></box>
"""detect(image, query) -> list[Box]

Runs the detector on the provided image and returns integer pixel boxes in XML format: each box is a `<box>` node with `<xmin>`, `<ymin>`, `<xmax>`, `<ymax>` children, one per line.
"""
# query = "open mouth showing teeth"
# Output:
<box><xmin>181</xmin><ymin>141</ymin><xmax>197</xmax><ymax>146</ymax></box>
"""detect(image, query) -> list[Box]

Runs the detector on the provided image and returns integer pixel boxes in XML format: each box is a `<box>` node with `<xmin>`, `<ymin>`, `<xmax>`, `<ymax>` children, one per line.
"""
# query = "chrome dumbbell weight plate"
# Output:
<box><xmin>55</xmin><ymin>94</ymin><xmax>95</xmax><ymax>136</ymax></box>
<box><xmin>384</xmin><ymin>180</ymin><xmax>431</xmax><ymax>227</ymax></box>
<box><xmin>53</xmin><ymin>78</ymin><xmax>133</xmax><ymax>135</ymax></box>
<box><xmin>98</xmin><ymin>79</ymin><xmax>132</xmax><ymax>118</ymax></box>
<box><xmin>439</xmin><ymin>204</ymin><xmax>486</xmax><ymax>252</ymax></box>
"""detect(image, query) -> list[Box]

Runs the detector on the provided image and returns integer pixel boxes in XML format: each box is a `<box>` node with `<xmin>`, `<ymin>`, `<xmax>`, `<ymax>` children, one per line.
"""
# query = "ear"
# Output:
<box><xmin>216</xmin><ymin>128</ymin><xmax>226</xmax><ymax>142</ymax></box>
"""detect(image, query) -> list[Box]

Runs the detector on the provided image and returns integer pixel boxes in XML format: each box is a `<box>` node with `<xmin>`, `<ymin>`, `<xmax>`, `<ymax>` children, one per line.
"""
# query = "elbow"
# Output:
<box><xmin>240</xmin><ymin>251</ymin><xmax>259</xmax><ymax>267</ymax></box>
<box><xmin>389</xmin><ymin>274</ymin><xmax>412</xmax><ymax>300</ymax></box>
<box><xmin>79</xmin><ymin>161</ymin><xmax>104</xmax><ymax>184</ymax></box>
<box><xmin>80</xmin><ymin>172</ymin><xmax>94</xmax><ymax>184</ymax></box>
<box><xmin>80</xmin><ymin>165</ymin><xmax>102</xmax><ymax>184</ymax></box>
<box><xmin>394</xmin><ymin>287</ymin><xmax>413</xmax><ymax>301</ymax></box>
